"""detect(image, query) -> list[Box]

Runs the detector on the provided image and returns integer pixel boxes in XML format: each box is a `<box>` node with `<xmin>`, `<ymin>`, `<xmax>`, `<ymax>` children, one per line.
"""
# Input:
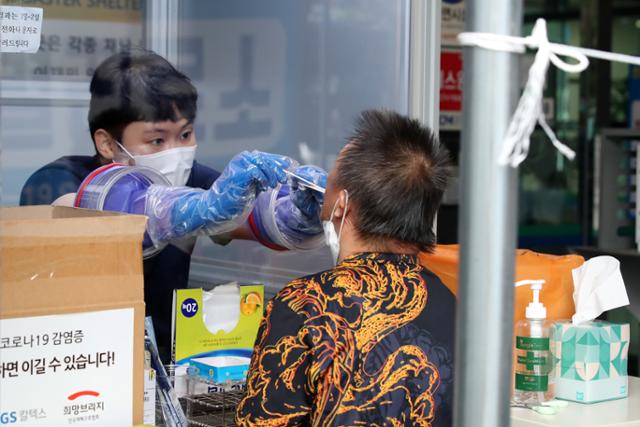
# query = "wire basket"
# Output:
<box><xmin>155</xmin><ymin>365</ymin><xmax>247</xmax><ymax>427</ymax></box>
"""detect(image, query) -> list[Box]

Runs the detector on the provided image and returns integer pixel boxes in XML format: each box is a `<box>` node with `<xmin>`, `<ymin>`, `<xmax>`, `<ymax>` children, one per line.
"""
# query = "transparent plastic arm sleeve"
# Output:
<box><xmin>248</xmin><ymin>165</ymin><xmax>327</xmax><ymax>251</ymax></box>
<box><xmin>144</xmin><ymin>151</ymin><xmax>294</xmax><ymax>245</ymax></box>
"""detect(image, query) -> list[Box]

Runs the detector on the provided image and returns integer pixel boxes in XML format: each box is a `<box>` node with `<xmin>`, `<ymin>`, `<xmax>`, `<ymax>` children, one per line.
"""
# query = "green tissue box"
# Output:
<box><xmin>552</xmin><ymin>321</ymin><xmax>629</xmax><ymax>403</ymax></box>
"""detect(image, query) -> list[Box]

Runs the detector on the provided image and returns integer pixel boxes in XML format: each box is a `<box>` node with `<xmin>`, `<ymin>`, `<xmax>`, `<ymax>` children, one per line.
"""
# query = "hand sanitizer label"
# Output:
<box><xmin>516</xmin><ymin>336</ymin><xmax>549</xmax><ymax>351</ymax></box>
<box><xmin>515</xmin><ymin>336</ymin><xmax>551</xmax><ymax>392</ymax></box>
<box><xmin>515</xmin><ymin>373</ymin><xmax>548</xmax><ymax>391</ymax></box>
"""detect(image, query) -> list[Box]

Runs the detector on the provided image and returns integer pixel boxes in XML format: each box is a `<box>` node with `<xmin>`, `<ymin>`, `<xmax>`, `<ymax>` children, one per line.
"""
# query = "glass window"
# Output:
<box><xmin>179</xmin><ymin>0</ymin><xmax>411</xmax><ymax>295</ymax></box>
<box><xmin>517</xmin><ymin>17</ymin><xmax>582</xmax><ymax>251</ymax></box>
<box><xmin>1</xmin><ymin>0</ymin><xmax>144</xmax><ymax>206</ymax></box>
<box><xmin>1</xmin><ymin>0</ymin><xmax>413</xmax><ymax>297</ymax></box>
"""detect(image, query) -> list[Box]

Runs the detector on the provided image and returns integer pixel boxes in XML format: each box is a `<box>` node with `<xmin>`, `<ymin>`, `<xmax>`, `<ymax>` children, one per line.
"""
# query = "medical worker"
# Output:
<box><xmin>20</xmin><ymin>50</ymin><xmax>326</xmax><ymax>360</ymax></box>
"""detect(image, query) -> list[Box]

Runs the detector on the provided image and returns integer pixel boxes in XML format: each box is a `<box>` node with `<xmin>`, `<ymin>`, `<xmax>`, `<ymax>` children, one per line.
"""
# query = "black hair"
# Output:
<box><xmin>336</xmin><ymin>109</ymin><xmax>450</xmax><ymax>253</ymax></box>
<box><xmin>88</xmin><ymin>49</ymin><xmax>198</xmax><ymax>144</ymax></box>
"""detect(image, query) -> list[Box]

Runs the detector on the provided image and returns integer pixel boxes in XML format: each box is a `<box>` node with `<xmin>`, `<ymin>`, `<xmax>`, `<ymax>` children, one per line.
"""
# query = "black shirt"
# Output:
<box><xmin>237</xmin><ymin>252</ymin><xmax>456</xmax><ymax>426</ymax></box>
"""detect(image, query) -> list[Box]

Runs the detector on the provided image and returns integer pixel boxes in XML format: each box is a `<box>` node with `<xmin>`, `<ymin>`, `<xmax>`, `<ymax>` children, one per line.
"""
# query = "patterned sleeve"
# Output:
<box><xmin>236</xmin><ymin>284</ymin><xmax>316</xmax><ymax>426</ymax></box>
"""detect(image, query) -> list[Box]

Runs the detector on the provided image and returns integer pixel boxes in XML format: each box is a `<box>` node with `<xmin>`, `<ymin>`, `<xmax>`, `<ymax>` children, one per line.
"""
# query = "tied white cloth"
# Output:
<box><xmin>571</xmin><ymin>256</ymin><xmax>629</xmax><ymax>325</ymax></box>
<box><xmin>458</xmin><ymin>18</ymin><xmax>640</xmax><ymax>168</ymax></box>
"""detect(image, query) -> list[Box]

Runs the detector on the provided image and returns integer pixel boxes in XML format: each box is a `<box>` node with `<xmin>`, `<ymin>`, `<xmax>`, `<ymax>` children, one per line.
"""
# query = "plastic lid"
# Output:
<box><xmin>75</xmin><ymin>165</ymin><xmax>170</xmax><ymax>259</ymax></box>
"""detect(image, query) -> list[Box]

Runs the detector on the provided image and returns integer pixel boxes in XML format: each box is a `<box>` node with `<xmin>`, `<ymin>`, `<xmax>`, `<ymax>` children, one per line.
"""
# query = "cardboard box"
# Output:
<box><xmin>172</xmin><ymin>285</ymin><xmax>263</xmax><ymax>365</ymax></box>
<box><xmin>552</xmin><ymin>320</ymin><xmax>630</xmax><ymax>403</ymax></box>
<box><xmin>0</xmin><ymin>206</ymin><xmax>147</xmax><ymax>425</ymax></box>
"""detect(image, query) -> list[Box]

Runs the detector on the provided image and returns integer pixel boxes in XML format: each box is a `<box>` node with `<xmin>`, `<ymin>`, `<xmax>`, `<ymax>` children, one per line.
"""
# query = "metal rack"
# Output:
<box><xmin>156</xmin><ymin>367</ymin><xmax>247</xmax><ymax>427</ymax></box>
<box><xmin>179</xmin><ymin>390</ymin><xmax>245</xmax><ymax>427</ymax></box>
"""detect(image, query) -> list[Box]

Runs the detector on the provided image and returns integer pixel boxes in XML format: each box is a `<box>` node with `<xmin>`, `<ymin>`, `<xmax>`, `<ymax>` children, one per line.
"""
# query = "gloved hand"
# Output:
<box><xmin>145</xmin><ymin>150</ymin><xmax>293</xmax><ymax>244</ymax></box>
<box><xmin>289</xmin><ymin>165</ymin><xmax>326</xmax><ymax>220</ymax></box>
<box><xmin>249</xmin><ymin>165</ymin><xmax>327</xmax><ymax>251</ymax></box>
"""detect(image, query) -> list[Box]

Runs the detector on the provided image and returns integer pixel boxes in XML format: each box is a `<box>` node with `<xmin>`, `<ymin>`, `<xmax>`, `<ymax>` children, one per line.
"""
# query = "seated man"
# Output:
<box><xmin>237</xmin><ymin>109</ymin><xmax>455</xmax><ymax>426</ymax></box>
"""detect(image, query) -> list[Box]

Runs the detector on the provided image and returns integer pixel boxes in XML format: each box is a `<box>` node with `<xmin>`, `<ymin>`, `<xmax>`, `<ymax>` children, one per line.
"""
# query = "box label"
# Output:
<box><xmin>143</xmin><ymin>368</ymin><xmax>156</xmax><ymax>425</ymax></box>
<box><xmin>0</xmin><ymin>309</ymin><xmax>134</xmax><ymax>426</ymax></box>
<box><xmin>515</xmin><ymin>373</ymin><xmax>548</xmax><ymax>392</ymax></box>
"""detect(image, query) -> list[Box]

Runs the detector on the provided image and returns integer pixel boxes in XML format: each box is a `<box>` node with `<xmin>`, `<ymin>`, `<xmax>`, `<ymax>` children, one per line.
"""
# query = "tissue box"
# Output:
<box><xmin>552</xmin><ymin>321</ymin><xmax>630</xmax><ymax>403</ymax></box>
<box><xmin>171</xmin><ymin>285</ymin><xmax>264</xmax><ymax>366</ymax></box>
<box><xmin>190</xmin><ymin>356</ymin><xmax>250</xmax><ymax>383</ymax></box>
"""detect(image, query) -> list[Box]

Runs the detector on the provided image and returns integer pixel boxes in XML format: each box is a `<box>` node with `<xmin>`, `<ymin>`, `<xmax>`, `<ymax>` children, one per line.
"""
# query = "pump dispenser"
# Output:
<box><xmin>524</xmin><ymin>280</ymin><xmax>546</xmax><ymax>320</ymax></box>
<box><xmin>513</xmin><ymin>280</ymin><xmax>555</xmax><ymax>405</ymax></box>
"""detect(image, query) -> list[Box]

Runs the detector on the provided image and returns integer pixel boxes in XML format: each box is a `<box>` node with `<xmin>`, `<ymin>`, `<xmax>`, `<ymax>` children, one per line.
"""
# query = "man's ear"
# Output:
<box><xmin>333</xmin><ymin>190</ymin><xmax>349</xmax><ymax>219</ymax></box>
<box><xmin>94</xmin><ymin>129</ymin><xmax>116</xmax><ymax>160</ymax></box>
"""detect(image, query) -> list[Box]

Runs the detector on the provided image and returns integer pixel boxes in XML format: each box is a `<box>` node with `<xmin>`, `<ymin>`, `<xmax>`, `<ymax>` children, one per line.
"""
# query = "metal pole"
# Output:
<box><xmin>408</xmin><ymin>0</ymin><xmax>442</xmax><ymax>133</ymax></box>
<box><xmin>408</xmin><ymin>0</ymin><xmax>441</xmax><ymax>233</ymax></box>
<box><xmin>454</xmin><ymin>0</ymin><xmax>522</xmax><ymax>426</ymax></box>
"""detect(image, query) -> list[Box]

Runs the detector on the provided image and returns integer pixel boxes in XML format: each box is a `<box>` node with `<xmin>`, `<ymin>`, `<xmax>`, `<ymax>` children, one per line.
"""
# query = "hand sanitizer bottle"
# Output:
<box><xmin>513</xmin><ymin>280</ymin><xmax>555</xmax><ymax>405</ymax></box>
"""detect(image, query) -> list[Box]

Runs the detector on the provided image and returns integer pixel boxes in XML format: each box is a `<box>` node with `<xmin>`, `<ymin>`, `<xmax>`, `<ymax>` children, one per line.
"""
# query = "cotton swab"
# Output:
<box><xmin>284</xmin><ymin>170</ymin><xmax>326</xmax><ymax>194</ymax></box>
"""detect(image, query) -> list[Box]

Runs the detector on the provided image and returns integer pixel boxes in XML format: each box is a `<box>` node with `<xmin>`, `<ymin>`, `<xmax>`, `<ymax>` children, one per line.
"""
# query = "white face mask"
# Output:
<box><xmin>116</xmin><ymin>142</ymin><xmax>197</xmax><ymax>187</ymax></box>
<box><xmin>322</xmin><ymin>190</ymin><xmax>349</xmax><ymax>265</ymax></box>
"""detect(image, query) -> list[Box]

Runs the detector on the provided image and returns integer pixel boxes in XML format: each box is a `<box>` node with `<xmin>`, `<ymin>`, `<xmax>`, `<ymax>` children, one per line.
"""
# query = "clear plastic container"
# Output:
<box><xmin>75</xmin><ymin>164</ymin><xmax>170</xmax><ymax>258</ymax></box>
<box><xmin>257</xmin><ymin>184</ymin><xmax>325</xmax><ymax>250</ymax></box>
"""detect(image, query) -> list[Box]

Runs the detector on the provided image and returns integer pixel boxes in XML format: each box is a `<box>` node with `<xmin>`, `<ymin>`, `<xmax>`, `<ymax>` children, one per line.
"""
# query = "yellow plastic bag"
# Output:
<box><xmin>419</xmin><ymin>245</ymin><xmax>583</xmax><ymax>321</ymax></box>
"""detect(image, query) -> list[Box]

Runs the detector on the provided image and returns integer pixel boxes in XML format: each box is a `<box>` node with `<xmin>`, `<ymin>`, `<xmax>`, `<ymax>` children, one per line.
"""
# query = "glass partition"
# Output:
<box><xmin>178</xmin><ymin>0</ymin><xmax>411</xmax><ymax>295</ymax></box>
<box><xmin>1</xmin><ymin>0</ymin><xmax>414</xmax><ymax>297</ymax></box>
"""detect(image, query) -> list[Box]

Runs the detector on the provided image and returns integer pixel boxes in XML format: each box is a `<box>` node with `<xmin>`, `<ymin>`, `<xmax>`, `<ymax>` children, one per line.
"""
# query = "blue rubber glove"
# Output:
<box><xmin>249</xmin><ymin>165</ymin><xmax>327</xmax><ymax>250</ymax></box>
<box><xmin>145</xmin><ymin>150</ymin><xmax>293</xmax><ymax>243</ymax></box>
<box><xmin>289</xmin><ymin>165</ymin><xmax>326</xmax><ymax>221</ymax></box>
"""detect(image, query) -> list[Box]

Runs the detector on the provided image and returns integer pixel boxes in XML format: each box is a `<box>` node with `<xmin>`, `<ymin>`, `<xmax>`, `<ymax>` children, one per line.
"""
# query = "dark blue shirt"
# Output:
<box><xmin>20</xmin><ymin>156</ymin><xmax>221</xmax><ymax>357</ymax></box>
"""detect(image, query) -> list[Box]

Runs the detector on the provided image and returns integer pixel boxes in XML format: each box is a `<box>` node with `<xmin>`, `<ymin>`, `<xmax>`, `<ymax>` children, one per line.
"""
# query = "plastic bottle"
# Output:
<box><xmin>513</xmin><ymin>280</ymin><xmax>555</xmax><ymax>405</ymax></box>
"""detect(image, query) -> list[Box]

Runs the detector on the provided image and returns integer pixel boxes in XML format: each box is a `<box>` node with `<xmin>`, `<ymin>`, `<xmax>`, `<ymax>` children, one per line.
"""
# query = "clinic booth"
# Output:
<box><xmin>1</xmin><ymin>0</ymin><xmax>639</xmax><ymax>426</ymax></box>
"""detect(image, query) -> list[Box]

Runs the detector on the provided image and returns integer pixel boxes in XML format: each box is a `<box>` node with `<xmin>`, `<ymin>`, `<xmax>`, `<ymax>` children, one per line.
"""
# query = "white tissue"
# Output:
<box><xmin>202</xmin><ymin>283</ymin><xmax>241</xmax><ymax>334</ymax></box>
<box><xmin>571</xmin><ymin>256</ymin><xmax>629</xmax><ymax>325</ymax></box>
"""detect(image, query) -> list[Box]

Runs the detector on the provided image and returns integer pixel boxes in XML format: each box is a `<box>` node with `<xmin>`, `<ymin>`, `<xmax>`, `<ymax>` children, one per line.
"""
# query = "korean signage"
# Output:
<box><xmin>1</xmin><ymin>0</ymin><xmax>142</xmax><ymax>83</ymax></box>
<box><xmin>0</xmin><ymin>6</ymin><xmax>42</xmax><ymax>53</ymax></box>
<box><xmin>440</xmin><ymin>49</ymin><xmax>463</xmax><ymax>131</ymax></box>
<box><xmin>0</xmin><ymin>308</ymin><xmax>134</xmax><ymax>426</ymax></box>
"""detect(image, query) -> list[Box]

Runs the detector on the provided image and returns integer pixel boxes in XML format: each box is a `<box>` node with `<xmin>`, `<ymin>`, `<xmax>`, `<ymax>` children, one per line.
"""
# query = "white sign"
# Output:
<box><xmin>0</xmin><ymin>6</ymin><xmax>42</xmax><ymax>53</ymax></box>
<box><xmin>0</xmin><ymin>308</ymin><xmax>134</xmax><ymax>426</ymax></box>
<box><xmin>143</xmin><ymin>369</ymin><xmax>156</xmax><ymax>426</ymax></box>
<box><xmin>441</xmin><ymin>0</ymin><xmax>465</xmax><ymax>47</ymax></box>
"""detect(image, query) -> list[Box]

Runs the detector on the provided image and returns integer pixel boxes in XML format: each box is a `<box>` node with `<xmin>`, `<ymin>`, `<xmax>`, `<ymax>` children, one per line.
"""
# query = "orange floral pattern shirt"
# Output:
<box><xmin>237</xmin><ymin>253</ymin><xmax>455</xmax><ymax>427</ymax></box>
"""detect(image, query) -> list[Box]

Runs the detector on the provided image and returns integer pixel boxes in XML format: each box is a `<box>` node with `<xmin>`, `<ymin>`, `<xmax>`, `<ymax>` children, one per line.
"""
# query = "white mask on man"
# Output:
<box><xmin>322</xmin><ymin>190</ymin><xmax>349</xmax><ymax>265</ymax></box>
<box><xmin>116</xmin><ymin>142</ymin><xmax>197</xmax><ymax>187</ymax></box>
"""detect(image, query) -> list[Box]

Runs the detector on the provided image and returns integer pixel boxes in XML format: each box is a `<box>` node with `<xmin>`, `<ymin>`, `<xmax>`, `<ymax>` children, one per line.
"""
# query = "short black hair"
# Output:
<box><xmin>88</xmin><ymin>49</ymin><xmax>198</xmax><ymax>144</ymax></box>
<box><xmin>336</xmin><ymin>109</ymin><xmax>450</xmax><ymax>253</ymax></box>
